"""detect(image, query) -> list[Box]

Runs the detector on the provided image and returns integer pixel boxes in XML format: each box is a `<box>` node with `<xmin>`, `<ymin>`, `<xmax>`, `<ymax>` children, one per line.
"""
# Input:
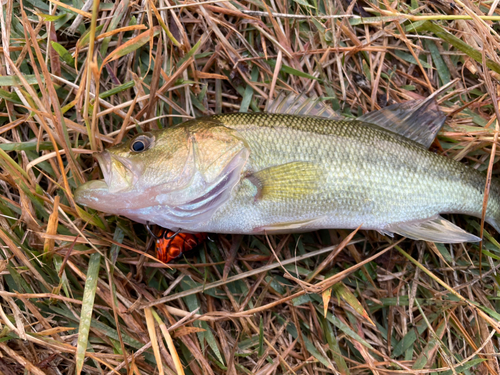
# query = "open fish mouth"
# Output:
<box><xmin>74</xmin><ymin>179</ymin><xmax>109</xmax><ymax>208</ymax></box>
<box><xmin>94</xmin><ymin>151</ymin><xmax>142</xmax><ymax>194</ymax></box>
<box><xmin>74</xmin><ymin>150</ymin><xmax>141</xmax><ymax>208</ymax></box>
<box><xmin>94</xmin><ymin>151</ymin><xmax>112</xmax><ymax>188</ymax></box>
<box><xmin>74</xmin><ymin>152</ymin><xmax>112</xmax><ymax>206</ymax></box>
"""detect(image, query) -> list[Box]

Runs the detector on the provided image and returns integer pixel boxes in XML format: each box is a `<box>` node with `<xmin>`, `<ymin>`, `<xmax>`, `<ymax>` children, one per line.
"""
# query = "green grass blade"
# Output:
<box><xmin>258</xmin><ymin>316</ymin><xmax>264</xmax><ymax>357</ymax></box>
<box><xmin>417</xmin><ymin>21</ymin><xmax>500</xmax><ymax>74</ymax></box>
<box><xmin>441</xmin><ymin>358</ymin><xmax>486</xmax><ymax>375</ymax></box>
<box><xmin>393</xmin><ymin>49</ymin><xmax>432</xmax><ymax>69</ymax></box>
<box><xmin>323</xmin><ymin>317</ymin><xmax>350</xmax><ymax>374</ymax></box>
<box><xmin>51</xmin><ymin>42</ymin><xmax>75</xmax><ymax>65</ymax></box>
<box><xmin>424</xmin><ymin>39</ymin><xmax>451</xmax><ymax>85</ymax></box>
<box><xmin>99</xmin><ymin>81</ymin><xmax>135</xmax><ymax>99</ymax></box>
<box><xmin>75</xmin><ymin>253</ymin><xmax>101</xmax><ymax>375</ymax></box>
<box><xmin>0</xmin><ymin>75</ymin><xmax>41</xmax><ymax>86</ymax></box>
<box><xmin>279</xmin><ymin>316</ymin><xmax>332</xmax><ymax>368</ymax></box>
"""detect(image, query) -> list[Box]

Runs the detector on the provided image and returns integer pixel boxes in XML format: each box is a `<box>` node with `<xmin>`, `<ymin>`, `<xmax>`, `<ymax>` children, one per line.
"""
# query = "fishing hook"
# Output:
<box><xmin>145</xmin><ymin>222</ymin><xmax>159</xmax><ymax>239</ymax></box>
<box><xmin>145</xmin><ymin>222</ymin><xmax>182</xmax><ymax>240</ymax></box>
<box><xmin>163</xmin><ymin>228</ymin><xmax>182</xmax><ymax>240</ymax></box>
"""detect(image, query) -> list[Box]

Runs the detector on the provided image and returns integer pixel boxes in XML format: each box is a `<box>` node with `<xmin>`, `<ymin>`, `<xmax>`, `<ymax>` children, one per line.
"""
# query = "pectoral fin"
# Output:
<box><xmin>247</xmin><ymin>162</ymin><xmax>323</xmax><ymax>201</ymax></box>
<box><xmin>386</xmin><ymin>216</ymin><xmax>480</xmax><ymax>243</ymax></box>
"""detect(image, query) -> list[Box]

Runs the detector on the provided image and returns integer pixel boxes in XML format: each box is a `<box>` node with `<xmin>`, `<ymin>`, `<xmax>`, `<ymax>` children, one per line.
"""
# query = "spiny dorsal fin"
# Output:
<box><xmin>247</xmin><ymin>161</ymin><xmax>323</xmax><ymax>200</ymax></box>
<box><xmin>387</xmin><ymin>216</ymin><xmax>480</xmax><ymax>243</ymax></box>
<box><xmin>265</xmin><ymin>91</ymin><xmax>343</xmax><ymax>120</ymax></box>
<box><xmin>358</xmin><ymin>99</ymin><xmax>446</xmax><ymax>148</ymax></box>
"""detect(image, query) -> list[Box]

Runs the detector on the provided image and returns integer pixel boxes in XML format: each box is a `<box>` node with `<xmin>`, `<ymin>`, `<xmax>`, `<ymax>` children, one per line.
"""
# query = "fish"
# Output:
<box><xmin>74</xmin><ymin>92</ymin><xmax>500</xmax><ymax>243</ymax></box>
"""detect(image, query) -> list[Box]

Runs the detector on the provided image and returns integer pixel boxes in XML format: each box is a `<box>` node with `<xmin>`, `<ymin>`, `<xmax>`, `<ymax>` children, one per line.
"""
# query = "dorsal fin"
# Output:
<box><xmin>358</xmin><ymin>99</ymin><xmax>446</xmax><ymax>148</ymax></box>
<box><xmin>265</xmin><ymin>91</ymin><xmax>343</xmax><ymax>120</ymax></box>
<box><xmin>358</xmin><ymin>79</ymin><xmax>459</xmax><ymax>148</ymax></box>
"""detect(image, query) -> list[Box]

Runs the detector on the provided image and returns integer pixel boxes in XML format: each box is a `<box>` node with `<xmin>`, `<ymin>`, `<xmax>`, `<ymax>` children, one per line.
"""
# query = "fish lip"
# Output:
<box><xmin>74</xmin><ymin>180</ymin><xmax>109</xmax><ymax>206</ymax></box>
<box><xmin>94</xmin><ymin>150</ymin><xmax>144</xmax><ymax>193</ymax></box>
<box><xmin>94</xmin><ymin>151</ymin><xmax>112</xmax><ymax>187</ymax></box>
<box><xmin>76</xmin><ymin>180</ymin><xmax>108</xmax><ymax>193</ymax></box>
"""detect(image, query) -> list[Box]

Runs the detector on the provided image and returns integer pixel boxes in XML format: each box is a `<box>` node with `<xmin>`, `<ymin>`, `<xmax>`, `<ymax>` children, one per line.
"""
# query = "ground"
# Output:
<box><xmin>1</xmin><ymin>0</ymin><xmax>500</xmax><ymax>374</ymax></box>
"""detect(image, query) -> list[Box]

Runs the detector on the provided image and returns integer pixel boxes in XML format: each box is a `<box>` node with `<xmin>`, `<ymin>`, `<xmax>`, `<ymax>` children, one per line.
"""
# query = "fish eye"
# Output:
<box><xmin>132</xmin><ymin>141</ymin><xmax>145</xmax><ymax>152</ymax></box>
<box><xmin>130</xmin><ymin>134</ymin><xmax>153</xmax><ymax>153</ymax></box>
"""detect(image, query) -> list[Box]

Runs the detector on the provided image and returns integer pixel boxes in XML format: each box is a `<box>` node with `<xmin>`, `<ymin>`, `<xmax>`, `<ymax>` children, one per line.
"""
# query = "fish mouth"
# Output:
<box><xmin>74</xmin><ymin>152</ymin><xmax>112</xmax><ymax>207</ymax></box>
<box><xmin>74</xmin><ymin>180</ymin><xmax>109</xmax><ymax>208</ymax></box>
<box><xmin>94</xmin><ymin>151</ymin><xmax>112</xmax><ymax>188</ymax></box>
<box><xmin>74</xmin><ymin>150</ymin><xmax>142</xmax><ymax>208</ymax></box>
<box><xmin>94</xmin><ymin>151</ymin><xmax>142</xmax><ymax>194</ymax></box>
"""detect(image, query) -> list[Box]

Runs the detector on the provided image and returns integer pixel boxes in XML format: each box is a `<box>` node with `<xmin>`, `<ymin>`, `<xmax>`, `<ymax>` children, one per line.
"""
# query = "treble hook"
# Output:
<box><xmin>163</xmin><ymin>228</ymin><xmax>182</xmax><ymax>240</ymax></box>
<box><xmin>145</xmin><ymin>222</ymin><xmax>159</xmax><ymax>240</ymax></box>
<box><xmin>145</xmin><ymin>222</ymin><xmax>182</xmax><ymax>240</ymax></box>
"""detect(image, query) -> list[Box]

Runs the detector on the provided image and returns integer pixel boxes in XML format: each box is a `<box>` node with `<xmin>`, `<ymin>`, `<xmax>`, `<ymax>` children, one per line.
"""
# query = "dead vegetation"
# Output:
<box><xmin>1</xmin><ymin>0</ymin><xmax>500</xmax><ymax>374</ymax></box>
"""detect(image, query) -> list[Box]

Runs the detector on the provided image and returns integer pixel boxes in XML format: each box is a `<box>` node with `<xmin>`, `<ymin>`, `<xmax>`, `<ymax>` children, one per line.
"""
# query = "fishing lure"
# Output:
<box><xmin>153</xmin><ymin>227</ymin><xmax>207</xmax><ymax>263</ymax></box>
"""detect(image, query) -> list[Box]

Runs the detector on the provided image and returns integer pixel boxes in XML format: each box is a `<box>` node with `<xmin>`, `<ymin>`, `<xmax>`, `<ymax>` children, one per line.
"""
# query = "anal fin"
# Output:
<box><xmin>386</xmin><ymin>216</ymin><xmax>480</xmax><ymax>243</ymax></box>
<box><xmin>377</xmin><ymin>229</ymin><xmax>395</xmax><ymax>238</ymax></box>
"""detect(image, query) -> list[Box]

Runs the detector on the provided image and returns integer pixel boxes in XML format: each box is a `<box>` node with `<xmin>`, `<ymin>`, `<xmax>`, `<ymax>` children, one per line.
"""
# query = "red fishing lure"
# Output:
<box><xmin>155</xmin><ymin>229</ymin><xmax>207</xmax><ymax>263</ymax></box>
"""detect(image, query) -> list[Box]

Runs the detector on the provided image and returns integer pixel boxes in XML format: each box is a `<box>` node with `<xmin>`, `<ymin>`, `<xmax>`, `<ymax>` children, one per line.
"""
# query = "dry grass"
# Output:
<box><xmin>1</xmin><ymin>0</ymin><xmax>500</xmax><ymax>374</ymax></box>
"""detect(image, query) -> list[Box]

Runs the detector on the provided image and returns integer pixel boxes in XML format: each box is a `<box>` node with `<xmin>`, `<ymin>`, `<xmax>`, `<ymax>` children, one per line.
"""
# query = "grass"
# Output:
<box><xmin>0</xmin><ymin>0</ymin><xmax>500</xmax><ymax>374</ymax></box>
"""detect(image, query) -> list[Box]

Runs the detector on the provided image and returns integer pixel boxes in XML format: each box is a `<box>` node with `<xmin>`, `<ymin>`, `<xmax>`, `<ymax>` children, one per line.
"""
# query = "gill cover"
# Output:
<box><xmin>154</xmin><ymin>121</ymin><xmax>249</xmax><ymax>226</ymax></box>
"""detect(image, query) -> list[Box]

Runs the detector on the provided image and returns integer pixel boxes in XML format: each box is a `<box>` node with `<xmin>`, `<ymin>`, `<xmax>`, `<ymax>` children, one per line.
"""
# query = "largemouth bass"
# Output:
<box><xmin>74</xmin><ymin>94</ymin><xmax>500</xmax><ymax>243</ymax></box>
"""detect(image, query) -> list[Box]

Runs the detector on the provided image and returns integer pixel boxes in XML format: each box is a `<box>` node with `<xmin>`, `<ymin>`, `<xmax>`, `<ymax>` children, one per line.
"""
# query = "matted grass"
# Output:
<box><xmin>0</xmin><ymin>0</ymin><xmax>500</xmax><ymax>374</ymax></box>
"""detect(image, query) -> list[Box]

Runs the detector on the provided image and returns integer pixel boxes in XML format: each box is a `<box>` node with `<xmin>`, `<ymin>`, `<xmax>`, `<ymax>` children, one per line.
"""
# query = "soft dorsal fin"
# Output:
<box><xmin>358</xmin><ymin>99</ymin><xmax>446</xmax><ymax>148</ymax></box>
<box><xmin>359</xmin><ymin>79</ymin><xmax>458</xmax><ymax>148</ymax></box>
<box><xmin>265</xmin><ymin>91</ymin><xmax>343</xmax><ymax>120</ymax></box>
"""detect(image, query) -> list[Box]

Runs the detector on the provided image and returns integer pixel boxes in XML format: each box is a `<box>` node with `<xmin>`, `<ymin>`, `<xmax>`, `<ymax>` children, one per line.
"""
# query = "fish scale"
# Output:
<box><xmin>202</xmin><ymin>113</ymin><xmax>499</xmax><ymax>234</ymax></box>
